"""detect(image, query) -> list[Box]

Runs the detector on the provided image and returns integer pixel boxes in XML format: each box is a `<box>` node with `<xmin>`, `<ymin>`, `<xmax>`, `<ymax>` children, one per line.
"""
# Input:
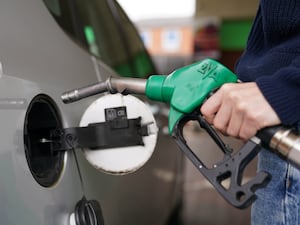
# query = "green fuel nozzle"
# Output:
<box><xmin>145</xmin><ymin>59</ymin><xmax>237</xmax><ymax>133</ymax></box>
<box><xmin>61</xmin><ymin>58</ymin><xmax>237</xmax><ymax>133</ymax></box>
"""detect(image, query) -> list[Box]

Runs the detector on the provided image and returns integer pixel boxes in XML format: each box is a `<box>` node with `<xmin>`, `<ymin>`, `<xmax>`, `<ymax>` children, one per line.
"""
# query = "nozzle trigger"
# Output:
<box><xmin>172</xmin><ymin>112</ymin><xmax>271</xmax><ymax>209</ymax></box>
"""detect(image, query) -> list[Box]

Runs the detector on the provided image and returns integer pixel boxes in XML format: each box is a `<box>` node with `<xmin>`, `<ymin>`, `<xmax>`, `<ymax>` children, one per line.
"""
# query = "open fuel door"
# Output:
<box><xmin>50</xmin><ymin>93</ymin><xmax>158</xmax><ymax>175</ymax></box>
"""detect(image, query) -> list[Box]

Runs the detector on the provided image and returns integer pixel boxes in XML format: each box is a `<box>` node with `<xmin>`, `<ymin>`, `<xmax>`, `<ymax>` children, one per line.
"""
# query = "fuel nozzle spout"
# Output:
<box><xmin>61</xmin><ymin>77</ymin><xmax>147</xmax><ymax>104</ymax></box>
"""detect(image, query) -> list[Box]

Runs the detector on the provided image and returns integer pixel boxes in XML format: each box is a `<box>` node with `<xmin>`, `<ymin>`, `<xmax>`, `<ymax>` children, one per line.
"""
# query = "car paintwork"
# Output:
<box><xmin>0</xmin><ymin>0</ymin><xmax>183</xmax><ymax>225</ymax></box>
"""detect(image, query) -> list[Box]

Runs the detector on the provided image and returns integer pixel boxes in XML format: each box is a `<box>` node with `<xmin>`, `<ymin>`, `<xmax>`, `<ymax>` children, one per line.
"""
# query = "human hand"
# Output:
<box><xmin>200</xmin><ymin>82</ymin><xmax>281</xmax><ymax>140</ymax></box>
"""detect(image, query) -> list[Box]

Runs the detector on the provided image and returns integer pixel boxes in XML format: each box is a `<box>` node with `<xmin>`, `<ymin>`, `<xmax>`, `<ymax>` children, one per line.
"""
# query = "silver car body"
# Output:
<box><xmin>0</xmin><ymin>0</ymin><xmax>183</xmax><ymax>224</ymax></box>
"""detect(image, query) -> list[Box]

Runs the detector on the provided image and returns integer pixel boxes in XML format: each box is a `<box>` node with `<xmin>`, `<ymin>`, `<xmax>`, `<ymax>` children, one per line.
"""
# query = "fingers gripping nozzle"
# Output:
<box><xmin>61</xmin><ymin>77</ymin><xmax>147</xmax><ymax>104</ymax></box>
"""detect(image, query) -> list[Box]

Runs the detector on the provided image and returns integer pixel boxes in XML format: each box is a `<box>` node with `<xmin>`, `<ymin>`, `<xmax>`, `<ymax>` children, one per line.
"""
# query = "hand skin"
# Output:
<box><xmin>200</xmin><ymin>82</ymin><xmax>281</xmax><ymax>140</ymax></box>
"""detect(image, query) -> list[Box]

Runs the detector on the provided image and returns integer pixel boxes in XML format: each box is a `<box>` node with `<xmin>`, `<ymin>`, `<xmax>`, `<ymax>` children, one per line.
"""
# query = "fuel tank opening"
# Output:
<box><xmin>24</xmin><ymin>94</ymin><xmax>64</xmax><ymax>187</ymax></box>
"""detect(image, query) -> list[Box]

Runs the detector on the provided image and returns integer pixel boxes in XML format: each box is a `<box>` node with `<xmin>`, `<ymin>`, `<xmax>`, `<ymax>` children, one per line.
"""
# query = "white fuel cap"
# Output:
<box><xmin>79</xmin><ymin>93</ymin><xmax>158</xmax><ymax>175</ymax></box>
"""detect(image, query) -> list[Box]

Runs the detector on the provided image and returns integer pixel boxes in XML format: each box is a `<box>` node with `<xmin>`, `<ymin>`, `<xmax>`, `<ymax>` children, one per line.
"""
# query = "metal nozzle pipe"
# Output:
<box><xmin>109</xmin><ymin>77</ymin><xmax>147</xmax><ymax>95</ymax></box>
<box><xmin>61</xmin><ymin>77</ymin><xmax>147</xmax><ymax>104</ymax></box>
<box><xmin>61</xmin><ymin>81</ymin><xmax>109</xmax><ymax>104</ymax></box>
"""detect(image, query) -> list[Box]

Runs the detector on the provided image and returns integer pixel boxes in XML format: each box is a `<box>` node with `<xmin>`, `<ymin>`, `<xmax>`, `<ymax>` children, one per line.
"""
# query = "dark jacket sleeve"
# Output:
<box><xmin>256</xmin><ymin>54</ymin><xmax>300</xmax><ymax>127</ymax></box>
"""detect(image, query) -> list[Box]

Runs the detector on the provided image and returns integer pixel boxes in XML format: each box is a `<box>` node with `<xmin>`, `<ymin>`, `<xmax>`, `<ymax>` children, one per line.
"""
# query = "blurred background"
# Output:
<box><xmin>117</xmin><ymin>0</ymin><xmax>260</xmax><ymax>224</ymax></box>
<box><xmin>118</xmin><ymin>0</ymin><xmax>258</xmax><ymax>74</ymax></box>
